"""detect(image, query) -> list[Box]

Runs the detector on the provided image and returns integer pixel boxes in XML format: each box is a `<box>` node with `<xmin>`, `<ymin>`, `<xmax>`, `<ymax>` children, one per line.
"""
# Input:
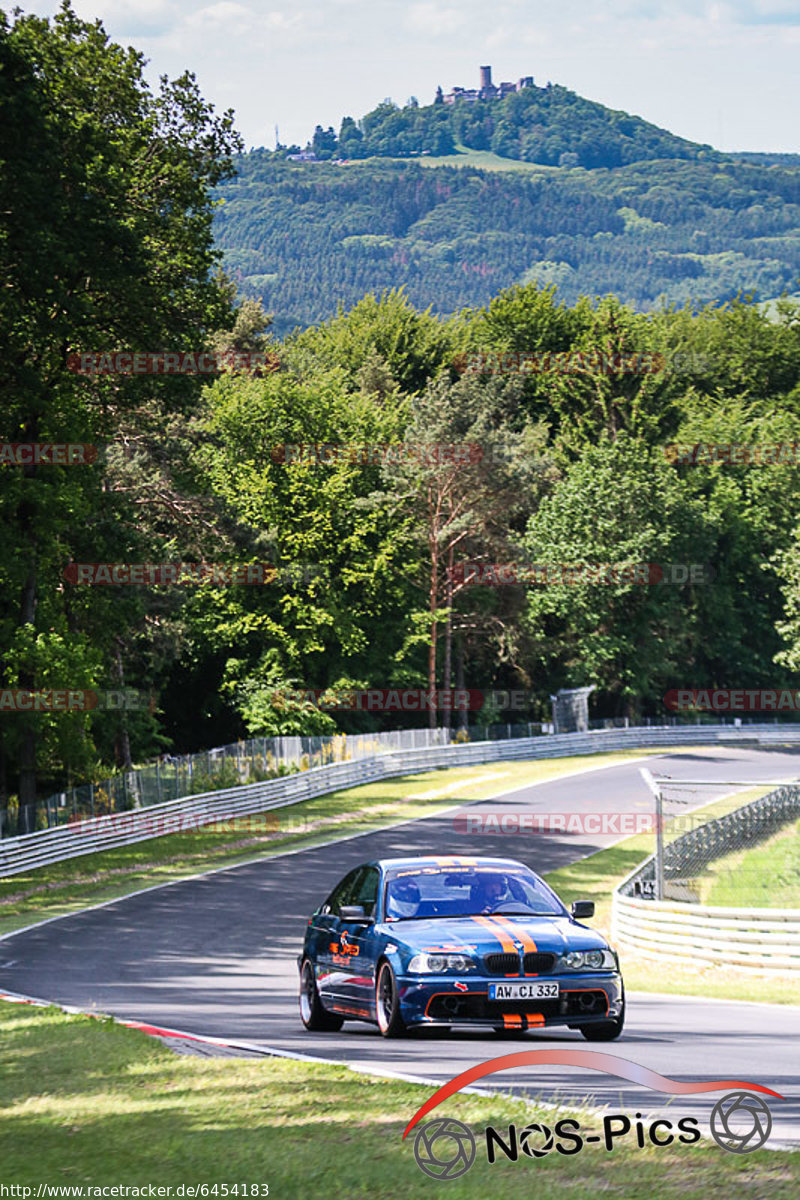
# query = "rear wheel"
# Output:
<box><xmin>299</xmin><ymin>959</ymin><xmax>344</xmax><ymax>1032</ymax></box>
<box><xmin>375</xmin><ymin>961</ymin><xmax>406</xmax><ymax>1037</ymax></box>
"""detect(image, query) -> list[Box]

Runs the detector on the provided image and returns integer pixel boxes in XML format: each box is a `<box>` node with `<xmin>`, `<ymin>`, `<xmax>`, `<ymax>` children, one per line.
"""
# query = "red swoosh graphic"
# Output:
<box><xmin>402</xmin><ymin>1051</ymin><xmax>784</xmax><ymax>1138</ymax></box>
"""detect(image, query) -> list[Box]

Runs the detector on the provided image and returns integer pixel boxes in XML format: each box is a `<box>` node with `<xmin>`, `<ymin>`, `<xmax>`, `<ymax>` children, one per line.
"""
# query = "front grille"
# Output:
<box><xmin>523</xmin><ymin>952</ymin><xmax>556</xmax><ymax>974</ymax></box>
<box><xmin>426</xmin><ymin>989</ymin><xmax>609</xmax><ymax>1022</ymax></box>
<box><xmin>484</xmin><ymin>952</ymin><xmax>520</xmax><ymax>975</ymax></box>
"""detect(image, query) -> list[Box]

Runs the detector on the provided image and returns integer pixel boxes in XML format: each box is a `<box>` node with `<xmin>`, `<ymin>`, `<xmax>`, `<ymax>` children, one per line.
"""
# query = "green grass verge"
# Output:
<box><xmin>700</xmin><ymin>818</ymin><xmax>800</xmax><ymax>907</ymax></box>
<box><xmin>543</xmin><ymin>787</ymin><xmax>800</xmax><ymax>1006</ymax></box>
<box><xmin>0</xmin><ymin>750</ymin><xmax>655</xmax><ymax>938</ymax></box>
<box><xmin>0</xmin><ymin>1001</ymin><xmax>795</xmax><ymax>1195</ymax></box>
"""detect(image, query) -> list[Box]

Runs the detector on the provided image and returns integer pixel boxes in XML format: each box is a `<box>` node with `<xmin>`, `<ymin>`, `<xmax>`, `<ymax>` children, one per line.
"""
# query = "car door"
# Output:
<box><xmin>313</xmin><ymin>867</ymin><xmax>362</xmax><ymax>1007</ymax></box>
<box><xmin>342</xmin><ymin>866</ymin><xmax>381</xmax><ymax>1014</ymax></box>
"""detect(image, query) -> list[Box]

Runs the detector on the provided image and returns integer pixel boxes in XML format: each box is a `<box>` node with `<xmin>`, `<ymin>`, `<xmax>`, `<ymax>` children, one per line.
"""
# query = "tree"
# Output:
<box><xmin>338</xmin><ymin>116</ymin><xmax>363</xmax><ymax>158</ymax></box>
<box><xmin>521</xmin><ymin>436</ymin><xmax>715</xmax><ymax>716</ymax></box>
<box><xmin>312</xmin><ymin>124</ymin><xmax>338</xmax><ymax>159</ymax></box>
<box><xmin>191</xmin><ymin>366</ymin><xmax>417</xmax><ymax>735</ymax></box>
<box><xmin>377</xmin><ymin>375</ymin><xmax>555</xmax><ymax>728</ymax></box>
<box><xmin>0</xmin><ymin>2</ymin><xmax>241</xmax><ymax>826</ymax></box>
<box><xmin>775</xmin><ymin>526</ymin><xmax>800</xmax><ymax>672</ymax></box>
<box><xmin>288</xmin><ymin>288</ymin><xmax>453</xmax><ymax>395</ymax></box>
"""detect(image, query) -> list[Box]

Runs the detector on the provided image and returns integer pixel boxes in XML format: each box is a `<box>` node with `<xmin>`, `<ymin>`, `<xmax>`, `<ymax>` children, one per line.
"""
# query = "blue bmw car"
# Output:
<box><xmin>298</xmin><ymin>855</ymin><xmax>625</xmax><ymax>1039</ymax></box>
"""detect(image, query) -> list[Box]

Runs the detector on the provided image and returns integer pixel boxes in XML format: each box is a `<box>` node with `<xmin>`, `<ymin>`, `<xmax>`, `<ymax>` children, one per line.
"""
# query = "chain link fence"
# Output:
<box><xmin>3</xmin><ymin>722</ymin><xmax>550</xmax><ymax>837</ymax></box>
<box><xmin>623</xmin><ymin>780</ymin><xmax>800</xmax><ymax>905</ymax></box>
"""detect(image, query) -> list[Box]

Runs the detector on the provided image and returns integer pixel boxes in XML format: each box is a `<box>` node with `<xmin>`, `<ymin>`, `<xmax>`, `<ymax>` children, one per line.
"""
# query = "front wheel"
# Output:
<box><xmin>375</xmin><ymin>961</ymin><xmax>406</xmax><ymax>1037</ymax></box>
<box><xmin>580</xmin><ymin>1004</ymin><xmax>625</xmax><ymax>1042</ymax></box>
<box><xmin>299</xmin><ymin>959</ymin><xmax>343</xmax><ymax>1032</ymax></box>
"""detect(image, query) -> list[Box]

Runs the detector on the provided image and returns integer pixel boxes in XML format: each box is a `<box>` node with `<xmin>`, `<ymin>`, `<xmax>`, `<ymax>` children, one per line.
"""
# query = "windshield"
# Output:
<box><xmin>383</xmin><ymin>864</ymin><xmax>565</xmax><ymax>921</ymax></box>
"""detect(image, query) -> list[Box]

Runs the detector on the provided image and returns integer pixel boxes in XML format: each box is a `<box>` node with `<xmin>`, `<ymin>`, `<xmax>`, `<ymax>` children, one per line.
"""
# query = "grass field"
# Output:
<box><xmin>350</xmin><ymin>145</ymin><xmax>565</xmax><ymax>174</ymax></box>
<box><xmin>699</xmin><ymin>818</ymin><xmax>800</xmax><ymax>908</ymax></box>
<box><xmin>0</xmin><ymin>1001</ymin><xmax>795</xmax><ymax>1196</ymax></box>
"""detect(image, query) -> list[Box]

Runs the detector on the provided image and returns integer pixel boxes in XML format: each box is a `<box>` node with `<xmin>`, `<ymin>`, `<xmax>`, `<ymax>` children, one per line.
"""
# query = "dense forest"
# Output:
<box><xmin>3</xmin><ymin>7</ymin><xmax>800</xmax><ymax>831</ymax></box>
<box><xmin>216</xmin><ymin>155</ymin><xmax>800</xmax><ymax>337</ymax></box>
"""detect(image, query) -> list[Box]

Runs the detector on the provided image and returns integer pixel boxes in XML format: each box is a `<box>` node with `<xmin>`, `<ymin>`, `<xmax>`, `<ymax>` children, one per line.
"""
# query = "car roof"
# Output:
<box><xmin>375</xmin><ymin>855</ymin><xmax>528</xmax><ymax>871</ymax></box>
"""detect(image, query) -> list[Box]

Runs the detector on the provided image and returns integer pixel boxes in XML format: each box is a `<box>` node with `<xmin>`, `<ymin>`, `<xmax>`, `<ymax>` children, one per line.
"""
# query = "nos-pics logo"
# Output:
<box><xmin>405</xmin><ymin>1051</ymin><xmax>782</xmax><ymax>1179</ymax></box>
<box><xmin>412</xmin><ymin>1097</ymin><xmax>773</xmax><ymax>1179</ymax></box>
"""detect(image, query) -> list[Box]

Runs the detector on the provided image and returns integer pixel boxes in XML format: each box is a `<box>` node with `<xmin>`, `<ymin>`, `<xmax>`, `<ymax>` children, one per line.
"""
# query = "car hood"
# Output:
<box><xmin>380</xmin><ymin>914</ymin><xmax>609</xmax><ymax>957</ymax></box>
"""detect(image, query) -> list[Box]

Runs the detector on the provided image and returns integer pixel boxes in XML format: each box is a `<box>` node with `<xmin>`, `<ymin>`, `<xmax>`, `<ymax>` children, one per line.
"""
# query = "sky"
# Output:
<box><xmin>26</xmin><ymin>1</ymin><xmax>800</xmax><ymax>154</ymax></box>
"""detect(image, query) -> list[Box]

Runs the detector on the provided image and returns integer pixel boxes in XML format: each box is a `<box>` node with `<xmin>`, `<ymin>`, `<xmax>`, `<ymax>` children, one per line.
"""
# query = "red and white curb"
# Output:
<box><xmin>0</xmin><ymin>985</ymin><xmax>496</xmax><ymax>1089</ymax></box>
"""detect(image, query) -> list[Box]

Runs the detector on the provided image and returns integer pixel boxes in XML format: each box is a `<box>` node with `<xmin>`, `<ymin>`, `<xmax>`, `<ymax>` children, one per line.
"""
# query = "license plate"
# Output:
<box><xmin>489</xmin><ymin>982</ymin><xmax>559</xmax><ymax>1001</ymax></box>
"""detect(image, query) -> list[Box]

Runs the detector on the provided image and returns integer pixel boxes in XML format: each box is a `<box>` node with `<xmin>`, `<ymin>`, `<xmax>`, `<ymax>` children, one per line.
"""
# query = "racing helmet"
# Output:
<box><xmin>387</xmin><ymin>876</ymin><xmax>421</xmax><ymax>918</ymax></box>
<box><xmin>471</xmin><ymin>873</ymin><xmax>506</xmax><ymax>910</ymax></box>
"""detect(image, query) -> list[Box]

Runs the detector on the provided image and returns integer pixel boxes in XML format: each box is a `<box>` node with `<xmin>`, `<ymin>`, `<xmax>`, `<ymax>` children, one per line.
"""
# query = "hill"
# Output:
<box><xmin>282</xmin><ymin>76</ymin><xmax>719</xmax><ymax>170</ymax></box>
<box><xmin>213</xmin><ymin>152</ymin><xmax>800</xmax><ymax>336</ymax></box>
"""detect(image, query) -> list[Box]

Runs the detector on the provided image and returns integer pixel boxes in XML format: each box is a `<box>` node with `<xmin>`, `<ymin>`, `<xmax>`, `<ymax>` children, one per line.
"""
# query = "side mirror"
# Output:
<box><xmin>340</xmin><ymin>904</ymin><xmax>374</xmax><ymax>924</ymax></box>
<box><xmin>571</xmin><ymin>900</ymin><xmax>595</xmax><ymax>920</ymax></box>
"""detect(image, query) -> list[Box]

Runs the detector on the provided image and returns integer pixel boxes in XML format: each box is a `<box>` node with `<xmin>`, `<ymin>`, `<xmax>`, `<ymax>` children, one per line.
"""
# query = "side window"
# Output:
<box><xmin>322</xmin><ymin>868</ymin><xmax>362</xmax><ymax>916</ymax></box>
<box><xmin>352</xmin><ymin>867</ymin><xmax>379</xmax><ymax>917</ymax></box>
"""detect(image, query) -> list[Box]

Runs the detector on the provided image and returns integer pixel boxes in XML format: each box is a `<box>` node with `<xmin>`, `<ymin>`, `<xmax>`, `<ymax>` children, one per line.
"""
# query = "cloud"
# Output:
<box><xmin>735</xmin><ymin>0</ymin><xmax>800</xmax><ymax>26</ymax></box>
<box><xmin>405</xmin><ymin>3</ymin><xmax>466</xmax><ymax>36</ymax></box>
<box><xmin>70</xmin><ymin>0</ymin><xmax>181</xmax><ymax>38</ymax></box>
<box><xmin>186</xmin><ymin>3</ymin><xmax>255</xmax><ymax>29</ymax></box>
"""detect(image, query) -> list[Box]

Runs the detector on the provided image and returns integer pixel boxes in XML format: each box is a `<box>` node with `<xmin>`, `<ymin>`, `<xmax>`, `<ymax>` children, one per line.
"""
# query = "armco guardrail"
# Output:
<box><xmin>3</xmin><ymin>723</ymin><xmax>800</xmax><ymax>879</ymax></box>
<box><xmin>611</xmin><ymin>892</ymin><xmax>800</xmax><ymax>973</ymax></box>
<box><xmin>611</xmin><ymin>780</ymin><xmax>800</xmax><ymax>972</ymax></box>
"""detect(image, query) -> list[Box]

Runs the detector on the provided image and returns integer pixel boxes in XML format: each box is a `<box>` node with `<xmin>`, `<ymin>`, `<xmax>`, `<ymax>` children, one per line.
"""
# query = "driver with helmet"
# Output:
<box><xmin>386</xmin><ymin>876</ymin><xmax>421</xmax><ymax>919</ymax></box>
<box><xmin>471</xmin><ymin>874</ymin><xmax>508</xmax><ymax>913</ymax></box>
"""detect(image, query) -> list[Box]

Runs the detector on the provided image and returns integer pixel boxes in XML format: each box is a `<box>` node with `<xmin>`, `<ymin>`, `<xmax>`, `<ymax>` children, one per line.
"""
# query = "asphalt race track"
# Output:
<box><xmin>2</xmin><ymin>746</ymin><xmax>799</xmax><ymax>1147</ymax></box>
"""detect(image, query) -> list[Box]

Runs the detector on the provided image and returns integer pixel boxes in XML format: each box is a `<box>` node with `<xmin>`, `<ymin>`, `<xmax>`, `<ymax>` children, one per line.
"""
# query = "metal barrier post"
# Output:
<box><xmin>640</xmin><ymin>768</ymin><xmax>664</xmax><ymax>900</ymax></box>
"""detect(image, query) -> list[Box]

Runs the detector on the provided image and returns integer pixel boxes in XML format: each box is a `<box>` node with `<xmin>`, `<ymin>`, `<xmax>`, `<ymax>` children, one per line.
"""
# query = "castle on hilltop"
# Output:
<box><xmin>439</xmin><ymin>65</ymin><xmax>534</xmax><ymax>105</ymax></box>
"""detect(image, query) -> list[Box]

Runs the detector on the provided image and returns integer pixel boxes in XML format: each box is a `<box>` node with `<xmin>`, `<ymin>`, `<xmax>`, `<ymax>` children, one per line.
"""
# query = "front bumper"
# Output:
<box><xmin>396</xmin><ymin>972</ymin><xmax>624</xmax><ymax>1029</ymax></box>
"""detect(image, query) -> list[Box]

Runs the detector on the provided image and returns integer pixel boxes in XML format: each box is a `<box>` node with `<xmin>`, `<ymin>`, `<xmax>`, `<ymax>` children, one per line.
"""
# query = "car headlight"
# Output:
<box><xmin>556</xmin><ymin>949</ymin><xmax>616</xmax><ymax>971</ymax></box>
<box><xmin>407</xmin><ymin>953</ymin><xmax>476</xmax><ymax>974</ymax></box>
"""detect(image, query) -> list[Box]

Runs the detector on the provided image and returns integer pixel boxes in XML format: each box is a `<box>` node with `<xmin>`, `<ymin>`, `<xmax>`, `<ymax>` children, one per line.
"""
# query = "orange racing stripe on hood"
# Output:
<box><xmin>473</xmin><ymin>915</ymin><xmax>517</xmax><ymax>954</ymax></box>
<box><xmin>491</xmin><ymin>914</ymin><xmax>538</xmax><ymax>954</ymax></box>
